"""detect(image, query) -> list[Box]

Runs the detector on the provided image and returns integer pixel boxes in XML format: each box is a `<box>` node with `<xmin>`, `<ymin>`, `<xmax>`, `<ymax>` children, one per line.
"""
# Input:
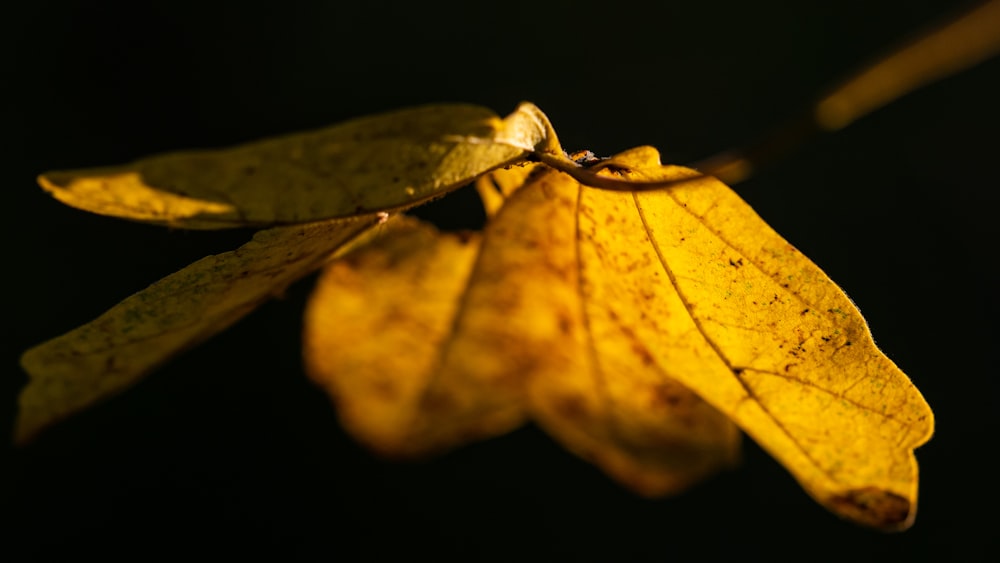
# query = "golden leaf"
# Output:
<box><xmin>303</xmin><ymin>148</ymin><xmax>932</xmax><ymax>530</ymax></box>
<box><xmin>304</xmin><ymin>214</ymin><xmax>740</xmax><ymax>494</ymax></box>
<box><xmin>37</xmin><ymin>103</ymin><xmax>551</xmax><ymax>229</ymax></box>
<box><xmin>16</xmin><ymin>215</ymin><xmax>383</xmax><ymax>444</ymax></box>
<box><xmin>303</xmin><ymin>217</ymin><xmax>529</xmax><ymax>457</ymax></box>
<box><xmin>582</xmin><ymin>148</ymin><xmax>933</xmax><ymax>530</ymax></box>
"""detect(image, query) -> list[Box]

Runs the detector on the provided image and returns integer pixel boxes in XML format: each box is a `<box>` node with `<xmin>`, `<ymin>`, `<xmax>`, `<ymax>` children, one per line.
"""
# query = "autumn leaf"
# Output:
<box><xmin>303</xmin><ymin>149</ymin><xmax>932</xmax><ymax>530</ymax></box>
<box><xmin>37</xmin><ymin>103</ymin><xmax>555</xmax><ymax>229</ymax></box>
<box><xmin>15</xmin><ymin>215</ymin><xmax>384</xmax><ymax>444</ymax></box>
<box><xmin>302</xmin><ymin>217</ymin><xmax>530</xmax><ymax>458</ymax></box>
<box><xmin>584</xmin><ymin>148</ymin><xmax>933</xmax><ymax>530</ymax></box>
<box><xmin>304</xmin><ymin>210</ymin><xmax>742</xmax><ymax>496</ymax></box>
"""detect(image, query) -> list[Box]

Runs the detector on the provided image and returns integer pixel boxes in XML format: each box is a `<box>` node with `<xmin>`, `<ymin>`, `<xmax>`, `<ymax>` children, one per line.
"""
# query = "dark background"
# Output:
<box><xmin>5</xmin><ymin>1</ymin><xmax>998</xmax><ymax>560</ymax></box>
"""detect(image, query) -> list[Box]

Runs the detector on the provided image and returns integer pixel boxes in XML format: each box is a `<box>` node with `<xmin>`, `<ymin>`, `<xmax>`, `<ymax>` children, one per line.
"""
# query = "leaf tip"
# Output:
<box><xmin>37</xmin><ymin>171</ymin><xmax>64</xmax><ymax>195</ymax></box>
<box><xmin>826</xmin><ymin>487</ymin><xmax>917</xmax><ymax>531</ymax></box>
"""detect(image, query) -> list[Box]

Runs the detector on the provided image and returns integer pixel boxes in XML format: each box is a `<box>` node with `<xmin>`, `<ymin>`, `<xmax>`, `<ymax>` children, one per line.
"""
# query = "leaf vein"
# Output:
<box><xmin>661</xmin><ymin>190</ymin><xmax>814</xmax><ymax>311</ymax></box>
<box><xmin>735</xmin><ymin>368</ymin><xmax>907</xmax><ymax>425</ymax></box>
<box><xmin>631</xmin><ymin>191</ymin><xmax>838</xmax><ymax>483</ymax></box>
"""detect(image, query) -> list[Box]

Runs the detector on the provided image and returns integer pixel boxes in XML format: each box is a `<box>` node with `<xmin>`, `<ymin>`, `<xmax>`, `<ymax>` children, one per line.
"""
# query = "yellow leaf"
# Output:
<box><xmin>303</xmin><ymin>217</ymin><xmax>529</xmax><ymax>457</ymax></box>
<box><xmin>583</xmin><ymin>147</ymin><xmax>933</xmax><ymax>529</ymax></box>
<box><xmin>16</xmin><ymin>214</ymin><xmax>384</xmax><ymax>444</ymax></box>
<box><xmin>305</xmin><ymin>207</ymin><xmax>741</xmax><ymax>497</ymax></box>
<box><xmin>37</xmin><ymin>104</ymin><xmax>552</xmax><ymax>229</ymax></box>
<box><xmin>474</xmin><ymin>160</ymin><xmax>541</xmax><ymax>217</ymax></box>
<box><xmin>490</xmin><ymin>160</ymin><xmax>743</xmax><ymax>496</ymax></box>
<box><xmin>304</xmin><ymin>147</ymin><xmax>932</xmax><ymax>530</ymax></box>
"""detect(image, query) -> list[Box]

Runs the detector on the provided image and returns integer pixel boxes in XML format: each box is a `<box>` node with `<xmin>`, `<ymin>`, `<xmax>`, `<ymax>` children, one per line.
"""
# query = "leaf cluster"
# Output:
<box><xmin>18</xmin><ymin>102</ymin><xmax>932</xmax><ymax>531</ymax></box>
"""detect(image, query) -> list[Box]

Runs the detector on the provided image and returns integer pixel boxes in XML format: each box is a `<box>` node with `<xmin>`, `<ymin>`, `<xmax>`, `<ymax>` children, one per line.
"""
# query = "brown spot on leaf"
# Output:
<box><xmin>367</xmin><ymin>379</ymin><xmax>397</xmax><ymax>401</ymax></box>
<box><xmin>453</xmin><ymin>230</ymin><xmax>477</xmax><ymax>244</ymax></box>
<box><xmin>421</xmin><ymin>390</ymin><xmax>457</xmax><ymax>413</ymax></box>
<box><xmin>827</xmin><ymin>488</ymin><xmax>913</xmax><ymax>531</ymax></box>
<box><xmin>631</xmin><ymin>340</ymin><xmax>656</xmax><ymax>366</ymax></box>
<box><xmin>649</xmin><ymin>383</ymin><xmax>687</xmax><ymax>409</ymax></box>
<box><xmin>553</xmin><ymin>394</ymin><xmax>589</xmax><ymax>421</ymax></box>
<box><xmin>556</xmin><ymin>310</ymin><xmax>573</xmax><ymax>335</ymax></box>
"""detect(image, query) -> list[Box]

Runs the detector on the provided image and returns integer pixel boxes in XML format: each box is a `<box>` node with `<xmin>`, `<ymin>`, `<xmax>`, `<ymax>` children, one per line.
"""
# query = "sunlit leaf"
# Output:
<box><xmin>37</xmin><ymin>103</ymin><xmax>552</xmax><ymax>229</ymax></box>
<box><xmin>16</xmin><ymin>215</ymin><xmax>384</xmax><ymax>443</ymax></box>
<box><xmin>304</xmin><ymin>214</ymin><xmax>740</xmax><ymax>493</ymax></box>
<box><xmin>580</xmin><ymin>147</ymin><xmax>933</xmax><ymax>530</ymax></box>
<box><xmin>304</xmin><ymin>148</ymin><xmax>932</xmax><ymax>530</ymax></box>
<box><xmin>303</xmin><ymin>217</ymin><xmax>528</xmax><ymax>456</ymax></box>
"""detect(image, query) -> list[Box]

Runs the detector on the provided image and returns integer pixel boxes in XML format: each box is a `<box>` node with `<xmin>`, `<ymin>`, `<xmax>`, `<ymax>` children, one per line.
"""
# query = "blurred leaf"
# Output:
<box><xmin>695</xmin><ymin>0</ymin><xmax>1000</xmax><ymax>184</ymax></box>
<box><xmin>303</xmin><ymin>217</ymin><xmax>531</xmax><ymax>457</ymax></box>
<box><xmin>815</xmin><ymin>0</ymin><xmax>1000</xmax><ymax>131</ymax></box>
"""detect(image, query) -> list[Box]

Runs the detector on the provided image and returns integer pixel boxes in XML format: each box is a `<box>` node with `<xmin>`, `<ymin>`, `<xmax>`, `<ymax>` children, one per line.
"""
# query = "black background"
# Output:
<box><xmin>5</xmin><ymin>1</ymin><xmax>998</xmax><ymax>561</ymax></box>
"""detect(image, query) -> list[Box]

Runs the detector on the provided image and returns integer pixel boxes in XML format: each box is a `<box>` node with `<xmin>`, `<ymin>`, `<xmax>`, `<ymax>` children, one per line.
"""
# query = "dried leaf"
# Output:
<box><xmin>16</xmin><ymin>215</ymin><xmax>383</xmax><ymax>443</ymax></box>
<box><xmin>583</xmin><ymin>147</ymin><xmax>932</xmax><ymax>530</ymax></box>
<box><xmin>304</xmin><ymin>148</ymin><xmax>932</xmax><ymax>530</ymax></box>
<box><xmin>37</xmin><ymin>104</ymin><xmax>551</xmax><ymax>229</ymax></box>
<box><xmin>303</xmin><ymin>217</ymin><xmax>528</xmax><ymax>456</ymax></box>
<box><xmin>305</xmin><ymin>197</ymin><xmax>742</xmax><ymax>497</ymax></box>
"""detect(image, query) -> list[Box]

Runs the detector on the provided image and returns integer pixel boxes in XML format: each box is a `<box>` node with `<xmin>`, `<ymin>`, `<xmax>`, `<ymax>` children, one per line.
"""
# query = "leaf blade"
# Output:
<box><xmin>592</xmin><ymin>146</ymin><xmax>933</xmax><ymax>529</ymax></box>
<box><xmin>16</xmin><ymin>215</ymin><xmax>382</xmax><ymax>443</ymax></box>
<box><xmin>303</xmin><ymin>217</ymin><xmax>528</xmax><ymax>456</ymax></box>
<box><xmin>484</xmin><ymin>161</ymin><xmax>742</xmax><ymax>495</ymax></box>
<box><xmin>305</xmin><ymin>171</ymin><xmax>742</xmax><ymax>493</ymax></box>
<box><xmin>39</xmin><ymin>104</ymin><xmax>549</xmax><ymax>229</ymax></box>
